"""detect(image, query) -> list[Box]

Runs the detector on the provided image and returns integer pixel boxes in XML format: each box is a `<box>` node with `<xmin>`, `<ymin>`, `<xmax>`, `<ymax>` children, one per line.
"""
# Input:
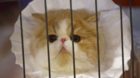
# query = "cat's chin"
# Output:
<box><xmin>57</xmin><ymin>47</ymin><xmax>70</xmax><ymax>56</ymax></box>
<box><xmin>45</xmin><ymin>56</ymin><xmax>95</xmax><ymax>75</ymax></box>
<box><xmin>42</xmin><ymin>63</ymin><xmax>95</xmax><ymax>76</ymax></box>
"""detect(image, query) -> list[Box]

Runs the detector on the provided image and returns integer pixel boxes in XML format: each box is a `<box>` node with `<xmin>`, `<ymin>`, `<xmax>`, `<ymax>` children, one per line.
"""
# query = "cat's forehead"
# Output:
<box><xmin>47</xmin><ymin>9</ymin><xmax>89</xmax><ymax>24</ymax></box>
<box><xmin>32</xmin><ymin>10</ymin><xmax>97</xmax><ymax>36</ymax></box>
<box><xmin>47</xmin><ymin>14</ymin><xmax>90</xmax><ymax>36</ymax></box>
<box><xmin>56</xmin><ymin>19</ymin><xmax>70</xmax><ymax>36</ymax></box>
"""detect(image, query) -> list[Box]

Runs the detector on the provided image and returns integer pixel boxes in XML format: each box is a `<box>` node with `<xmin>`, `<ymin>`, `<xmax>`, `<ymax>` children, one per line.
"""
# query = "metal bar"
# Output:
<box><xmin>138</xmin><ymin>62</ymin><xmax>140</xmax><ymax>78</ymax></box>
<box><xmin>44</xmin><ymin>0</ymin><xmax>51</xmax><ymax>78</ymax></box>
<box><xmin>128</xmin><ymin>0</ymin><xmax>135</xmax><ymax>78</ymax></box>
<box><xmin>18</xmin><ymin>0</ymin><xmax>26</xmax><ymax>78</ymax></box>
<box><xmin>136</xmin><ymin>60</ymin><xmax>139</xmax><ymax>78</ymax></box>
<box><xmin>69</xmin><ymin>0</ymin><xmax>76</xmax><ymax>78</ymax></box>
<box><xmin>94</xmin><ymin>0</ymin><xmax>101</xmax><ymax>78</ymax></box>
<box><xmin>119</xmin><ymin>6</ymin><xmax>125</xmax><ymax>78</ymax></box>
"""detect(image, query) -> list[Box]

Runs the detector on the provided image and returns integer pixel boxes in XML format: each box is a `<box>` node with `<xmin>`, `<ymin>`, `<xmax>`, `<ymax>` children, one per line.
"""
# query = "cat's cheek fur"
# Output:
<box><xmin>64</xmin><ymin>40</ymin><xmax>83</xmax><ymax>55</ymax></box>
<box><xmin>31</xmin><ymin>41</ymin><xmax>61</xmax><ymax>68</ymax></box>
<box><xmin>34</xmin><ymin>46</ymin><xmax>48</xmax><ymax>68</ymax></box>
<box><xmin>64</xmin><ymin>40</ymin><xmax>89</xmax><ymax>61</ymax></box>
<box><xmin>49</xmin><ymin>41</ymin><xmax>62</xmax><ymax>59</ymax></box>
<box><xmin>64</xmin><ymin>40</ymin><xmax>75</xmax><ymax>54</ymax></box>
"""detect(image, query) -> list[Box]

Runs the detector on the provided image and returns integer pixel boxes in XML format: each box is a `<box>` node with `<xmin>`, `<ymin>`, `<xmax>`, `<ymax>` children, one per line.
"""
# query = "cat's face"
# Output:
<box><xmin>30</xmin><ymin>10</ymin><xmax>98</xmax><ymax>73</ymax></box>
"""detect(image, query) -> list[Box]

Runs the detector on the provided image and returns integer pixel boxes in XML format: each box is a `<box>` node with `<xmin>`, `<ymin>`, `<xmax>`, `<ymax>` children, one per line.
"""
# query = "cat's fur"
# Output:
<box><xmin>29</xmin><ymin>10</ymin><xmax>104</xmax><ymax>76</ymax></box>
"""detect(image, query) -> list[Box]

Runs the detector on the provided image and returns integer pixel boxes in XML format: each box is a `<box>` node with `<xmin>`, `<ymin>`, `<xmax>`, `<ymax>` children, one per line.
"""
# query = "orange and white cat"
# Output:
<box><xmin>28</xmin><ymin>9</ymin><xmax>105</xmax><ymax>77</ymax></box>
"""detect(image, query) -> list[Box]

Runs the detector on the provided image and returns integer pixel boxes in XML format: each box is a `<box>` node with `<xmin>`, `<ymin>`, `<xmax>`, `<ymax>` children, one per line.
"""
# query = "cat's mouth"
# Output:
<box><xmin>52</xmin><ymin>47</ymin><xmax>71</xmax><ymax>65</ymax></box>
<box><xmin>59</xmin><ymin>47</ymin><xmax>70</xmax><ymax>54</ymax></box>
<box><xmin>54</xmin><ymin>47</ymin><xmax>71</xmax><ymax>59</ymax></box>
<box><xmin>60</xmin><ymin>47</ymin><xmax>67</xmax><ymax>52</ymax></box>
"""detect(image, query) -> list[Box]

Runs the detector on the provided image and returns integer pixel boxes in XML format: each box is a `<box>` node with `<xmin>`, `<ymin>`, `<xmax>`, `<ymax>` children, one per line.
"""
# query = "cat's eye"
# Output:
<box><xmin>48</xmin><ymin>35</ymin><xmax>57</xmax><ymax>43</ymax></box>
<box><xmin>70</xmin><ymin>35</ymin><xmax>81</xmax><ymax>42</ymax></box>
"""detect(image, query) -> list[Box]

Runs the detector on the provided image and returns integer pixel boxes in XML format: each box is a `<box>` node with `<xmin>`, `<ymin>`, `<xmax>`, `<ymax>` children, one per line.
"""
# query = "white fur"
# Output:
<box><xmin>57</xmin><ymin>20</ymin><xmax>68</xmax><ymax>36</ymax></box>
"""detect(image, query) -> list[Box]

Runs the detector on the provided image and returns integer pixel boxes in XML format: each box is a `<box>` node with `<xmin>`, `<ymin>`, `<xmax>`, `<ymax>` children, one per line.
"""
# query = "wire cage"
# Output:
<box><xmin>9</xmin><ymin>0</ymin><xmax>140</xmax><ymax>78</ymax></box>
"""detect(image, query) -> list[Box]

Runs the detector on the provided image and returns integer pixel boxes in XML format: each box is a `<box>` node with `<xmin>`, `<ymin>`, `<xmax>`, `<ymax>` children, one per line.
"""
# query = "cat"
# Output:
<box><xmin>28</xmin><ymin>9</ymin><xmax>105</xmax><ymax>77</ymax></box>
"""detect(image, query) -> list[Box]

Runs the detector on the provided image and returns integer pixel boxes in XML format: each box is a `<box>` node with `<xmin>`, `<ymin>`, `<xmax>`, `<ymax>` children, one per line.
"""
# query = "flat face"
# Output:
<box><xmin>30</xmin><ymin>10</ymin><xmax>100</xmax><ymax>74</ymax></box>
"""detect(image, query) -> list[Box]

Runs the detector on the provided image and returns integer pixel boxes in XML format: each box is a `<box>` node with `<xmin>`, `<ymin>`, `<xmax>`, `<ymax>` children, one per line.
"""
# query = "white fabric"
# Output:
<box><xmin>10</xmin><ymin>0</ymin><xmax>131</xmax><ymax>78</ymax></box>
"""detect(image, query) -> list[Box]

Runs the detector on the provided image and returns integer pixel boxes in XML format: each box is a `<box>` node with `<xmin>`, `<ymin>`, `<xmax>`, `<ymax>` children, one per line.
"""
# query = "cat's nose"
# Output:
<box><xmin>61</xmin><ymin>38</ymin><xmax>66</xmax><ymax>44</ymax></box>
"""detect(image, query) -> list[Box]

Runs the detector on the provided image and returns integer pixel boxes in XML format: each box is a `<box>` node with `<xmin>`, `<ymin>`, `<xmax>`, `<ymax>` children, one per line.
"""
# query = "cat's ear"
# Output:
<box><xmin>75</xmin><ymin>10</ymin><xmax>99</xmax><ymax>23</ymax></box>
<box><xmin>84</xmin><ymin>14</ymin><xmax>99</xmax><ymax>30</ymax></box>
<box><xmin>85</xmin><ymin>14</ymin><xmax>98</xmax><ymax>23</ymax></box>
<box><xmin>32</xmin><ymin>13</ymin><xmax>45</xmax><ymax>23</ymax></box>
<box><xmin>86</xmin><ymin>15</ymin><xmax>96</xmax><ymax>22</ymax></box>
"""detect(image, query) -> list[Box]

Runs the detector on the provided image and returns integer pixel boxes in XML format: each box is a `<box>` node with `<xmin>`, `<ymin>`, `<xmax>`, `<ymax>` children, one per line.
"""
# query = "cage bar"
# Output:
<box><xmin>18</xmin><ymin>0</ymin><xmax>26</xmax><ymax>78</ymax></box>
<box><xmin>95</xmin><ymin>0</ymin><xmax>101</xmax><ymax>78</ymax></box>
<box><xmin>128</xmin><ymin>0</ymin><xmax>135</xmax><ymax>78</ymax></box>
<box><xmin>69</xmin><ymin>0</ymin><xmax>76</xmax><ymax>78</ymax></box>
<box><xmin>119</xmin><ymin>6</ymin><xmax>125</xmax><ymax>78</ymax></box>
<box><xmin>44</xmin><ymin>0</ymin><xmax>52</xmax><ymax>77</ymax></box>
